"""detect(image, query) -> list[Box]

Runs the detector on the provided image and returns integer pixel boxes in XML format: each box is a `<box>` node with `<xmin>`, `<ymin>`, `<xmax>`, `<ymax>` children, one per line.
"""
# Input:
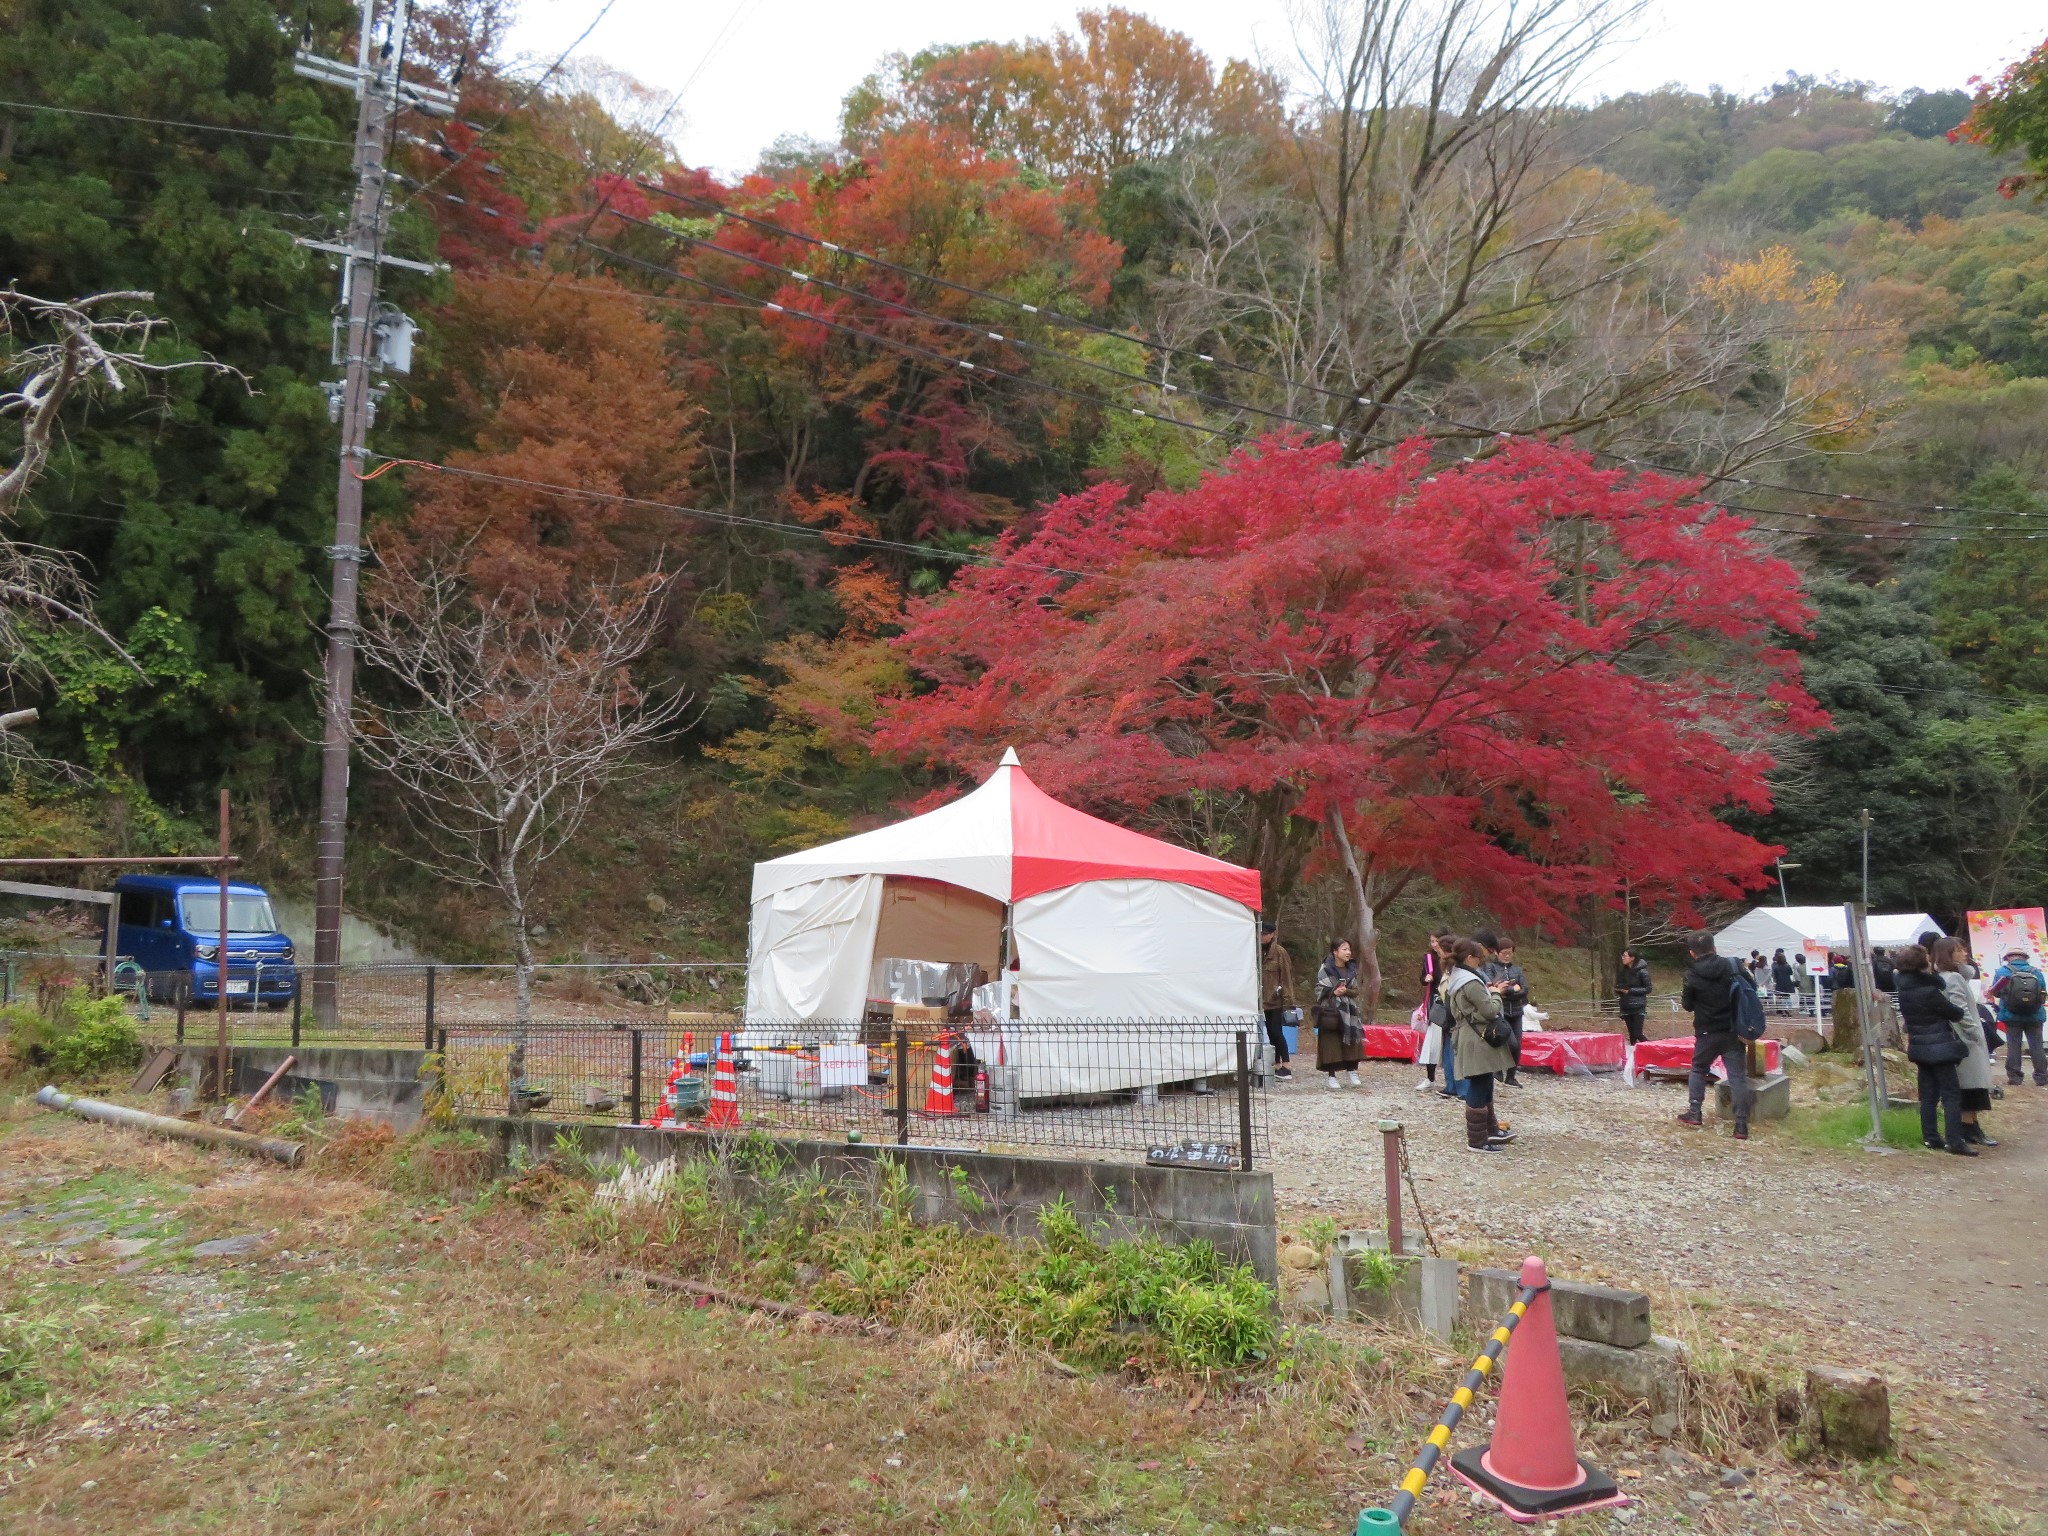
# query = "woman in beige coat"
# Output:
<box><xmin>1442</xmin><ymin>937</ymin><xmax>1518</xmax><ymax>1151</ymax></box>
<box><xmin>1933</xmin><ymin>937</ymin><xmax>1997</xmax><ymax>1147</ymax></box>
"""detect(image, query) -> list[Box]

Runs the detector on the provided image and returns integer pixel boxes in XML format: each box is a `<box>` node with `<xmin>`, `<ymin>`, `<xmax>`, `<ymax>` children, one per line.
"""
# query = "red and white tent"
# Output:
<box><xmin>745</xmin><ymin>750</ymin><xmax>1262</xmax><ymax>1031</ymax></box>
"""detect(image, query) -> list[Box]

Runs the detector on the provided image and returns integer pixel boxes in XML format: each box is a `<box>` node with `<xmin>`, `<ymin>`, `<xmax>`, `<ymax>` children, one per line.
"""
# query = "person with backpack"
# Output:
<box><xmin>1989</xmin><ymin>949</ymin><xmax>2048</xmax><ymax>1087</ymax></box>
<box><xmin>1678</xmin><ymin>931</ymin><xmax>1754</xmax><ymax>1140</ymax></box>
<box><xmin>1441</xmin><ymin>937</ymin><xmax>1517</xmax><ymax>1151</ymax></box>
<box><xmin>1615</xmin><ymin>948</ymin><xmax>1652</xmax><ymax>1045</ymax></box>
<box><xmin>1895</xmin><ymin>943</ymin><xmax>1975</xmax><ymax>1155</ymax></box>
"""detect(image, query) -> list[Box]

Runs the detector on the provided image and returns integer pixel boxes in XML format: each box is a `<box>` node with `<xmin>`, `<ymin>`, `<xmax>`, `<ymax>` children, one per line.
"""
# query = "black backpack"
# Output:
<box><xmin>1731</xmin><ymin>968</ymin><xmax>1768</xmax><ymax>1042</ymax></box>
<box><xmin>2005</xmin><ymin>967</ymin><xmax>2044</xmax><ymax>1011</ymax></box>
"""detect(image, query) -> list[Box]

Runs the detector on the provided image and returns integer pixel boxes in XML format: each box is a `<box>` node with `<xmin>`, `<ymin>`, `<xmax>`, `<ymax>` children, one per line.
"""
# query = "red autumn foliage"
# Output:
<box><xmin>392</xmin><ymin>269</ymin><xmax>699</xmax><ymax>602</ymax></box>
<box><xmin>584</xmin><ymin>125</ymin><xmax>1121</xmax><ymax>557</ymax></box>
<box><xmin>878</xmin><ymin>436</ymin><xmax>1822</xmax><ymax>1007</ymax></box>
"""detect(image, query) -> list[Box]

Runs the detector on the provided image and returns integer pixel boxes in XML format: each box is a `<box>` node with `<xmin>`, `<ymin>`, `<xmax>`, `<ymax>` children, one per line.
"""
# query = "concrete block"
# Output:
<box><xmin>1417</xmin><ymin>1256</ymin><xmax>1459</xmax><ymax>1342</ymax></box>
<box><xmin>1555</xmin><ymin>1334</ymin><xmax>1687</xmax><ymax>1417</ymax></box>
<box><xmin>1716</xmin><ymin>1071</ymin><xmax>1791</xmax><ymax>1122</ymax></box>
<box><xmin>1466</xmin><ymin>1267</ymin><xmax>1653</xmax><ymax>1348</ymax></box>
<box><xmin>1804</xmin><ymin>1365</ymin><xmax>1890</xmax><ymax>1458</ymax></box>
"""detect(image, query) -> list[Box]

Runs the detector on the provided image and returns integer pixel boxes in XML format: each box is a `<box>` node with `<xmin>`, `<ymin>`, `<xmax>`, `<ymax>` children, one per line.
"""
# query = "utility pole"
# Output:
<box><xmin>1859</xmin><ymin>807</ymin><xmax>1872</xmax><ymax>911</ymax></box>
<box><xmin>296</xmin><ymin>0</ymin><xmax>450</xmax><ymax>1023</ymax></box>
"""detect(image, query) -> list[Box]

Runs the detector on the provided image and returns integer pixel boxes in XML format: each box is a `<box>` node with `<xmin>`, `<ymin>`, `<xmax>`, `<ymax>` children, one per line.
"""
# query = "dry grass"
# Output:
<box><xmin>0</xmin><ymin>1097</ymin><xmax>2041</xmax><ymax>1536</ymax></box>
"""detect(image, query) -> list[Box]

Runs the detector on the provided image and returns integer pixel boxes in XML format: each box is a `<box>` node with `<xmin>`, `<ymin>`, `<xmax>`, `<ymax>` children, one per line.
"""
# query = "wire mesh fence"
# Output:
<box><xmin>435</xmin><ymin>1018</ymin><xmax>1269</xmax><ymax>1168</ymax></box>
<box><xmin>0</xmin><ymin>953</ymin><xmax>749</xmax><ymax>1046</ymax></box>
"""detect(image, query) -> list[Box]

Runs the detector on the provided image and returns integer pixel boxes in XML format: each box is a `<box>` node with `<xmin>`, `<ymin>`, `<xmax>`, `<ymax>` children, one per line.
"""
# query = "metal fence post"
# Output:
<box><xmin>894</xmin><ymin>1026</ymin><xmax>910</xmax><ymax>1147</ymax></box>
<box><xmin>424</xmin><ymin>964</ymin><xmax>437</xmax><ymax>1050</ymax></box>
<box><xmin>1235</xmin><ymin>1030</ymin><xmax>1253</xmax><ymax>1171</ymax></box>
<box><xmin>291</xmin><ymin>983</ymin><xmax>302</xmax><ymax>1050</ymax></box>
<box><xmin>175</xmin><ymin>981</ymin><xmax>186</xmax><ymax>1045</ymax></box>
<box><xmin>629</xmin><ymin>1028</ymin><xmax>643</xmax><ymax>1125</ymax></box>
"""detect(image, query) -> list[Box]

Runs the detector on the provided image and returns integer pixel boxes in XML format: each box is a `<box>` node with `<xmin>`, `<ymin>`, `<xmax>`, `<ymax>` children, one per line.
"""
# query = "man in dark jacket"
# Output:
<box><xmin>1678</xmin><ymin>932</ymin><xmax>1751</xmax><ymax>1140</ymax></box>
<box><xmin>1616</xmin><ymin>948</ymin><xmax>1651</xmax><ymax>1044</ymax></box>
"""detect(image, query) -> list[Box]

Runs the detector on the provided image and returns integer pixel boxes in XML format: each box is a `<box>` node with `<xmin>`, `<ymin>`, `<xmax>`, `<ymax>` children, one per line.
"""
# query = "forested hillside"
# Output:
<box><xmin>3</xmin><ymin>0</ymin><xmax>2046</xmax><ymax>966</ymax></box>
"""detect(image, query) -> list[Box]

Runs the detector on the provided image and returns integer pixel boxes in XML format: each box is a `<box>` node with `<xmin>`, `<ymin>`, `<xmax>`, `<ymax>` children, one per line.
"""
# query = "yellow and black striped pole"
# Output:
<box><xmin>1356</xmin><ymin>1279</ymin><xmax>1544</xmax><ymax>1533</ymax></box>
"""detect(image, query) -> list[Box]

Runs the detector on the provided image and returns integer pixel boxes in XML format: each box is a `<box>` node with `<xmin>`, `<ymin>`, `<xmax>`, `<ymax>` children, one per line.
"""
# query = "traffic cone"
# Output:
<box><xmin>924</xmin><ymin>1032</ymin><xmax>955</xmax><ymax>1115</ymax></box>
<box><xmin>646</xmin><ymin>1036</ymin><xmax>692</xmax><ymax>1128</ymax></box>
<box><xmin>1450</xmin><ymin>1256</ymin><xmax>1627</xmax><ymax>1522</ymax></box>
<box><xmin>705</xmin><ymin>1032</ymin><xmax>741</xmax><ymax>1131</ymax></box>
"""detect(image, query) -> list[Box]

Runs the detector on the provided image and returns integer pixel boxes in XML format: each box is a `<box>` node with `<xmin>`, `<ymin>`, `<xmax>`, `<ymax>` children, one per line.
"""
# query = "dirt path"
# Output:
<box><xmin>1263</xmin><ymin>1063</ymin><xmax>2048</xmax><ymax>1479</ymax></box>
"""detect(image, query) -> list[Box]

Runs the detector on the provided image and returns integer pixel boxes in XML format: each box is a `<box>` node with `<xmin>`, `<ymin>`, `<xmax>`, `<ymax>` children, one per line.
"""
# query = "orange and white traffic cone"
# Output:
<box><xmin>924</xmin><ymin>1032</ymin><xmax>955</xmax><ymax>1115</ymax></box>
<box><xmin>705</xmin><ymin>1031</ymin><xmax>741</xmax><ymax>1131</ymax></box>
<box><xmin>646</xmin><ymin>1039</ymin><xmax>688</xmax><ymax>1128</ymax></box>
<box><xmin>1450</xmin><ymin>1256</ymin><xmax>1627</xmax><ymax>1522</ymax></box>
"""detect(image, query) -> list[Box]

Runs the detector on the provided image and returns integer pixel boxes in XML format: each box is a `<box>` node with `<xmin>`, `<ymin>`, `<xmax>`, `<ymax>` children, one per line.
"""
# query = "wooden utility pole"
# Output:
<box><xmin>216</xmin><ymin>789</ymin><xmax>230</xmax><ymax>1102</ymax></box>
<box><xmin>298</xmin><ymin>0</ymin><xmax>450</xmax><ymax>1023</ymax></box>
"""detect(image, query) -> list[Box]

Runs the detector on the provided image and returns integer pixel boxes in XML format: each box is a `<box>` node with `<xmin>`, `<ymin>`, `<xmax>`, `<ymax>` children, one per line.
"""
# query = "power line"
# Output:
<box><xmin>633</xmin><ymin>179</ymin><xmax>2003</xmax><ymax>523</ymax></box>
<box><xmin>0</xmin><ymin>97</ymin><xmax>351</xmax><ymax>147</ymax></box>
<box><xmin>357</xmin><ymin>455</ymin><xmax>1106</xmax><ymax>578</ymax></box>
<box><xmin>587</xmin><ymin>238</ymin><xmax>2048</xmax><ymax>542</ymax></box>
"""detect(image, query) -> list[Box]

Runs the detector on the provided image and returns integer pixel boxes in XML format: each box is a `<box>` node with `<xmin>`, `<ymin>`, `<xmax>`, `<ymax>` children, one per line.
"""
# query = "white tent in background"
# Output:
<box><xmin>743</xmin><ymin>750</ymin><xmax>1262</xmax><ymax>1097</ymax></box>
<box><xmin>1713</xmin><ymin>905</ymin><xmax>1944</xmax><ymax>964</ymax></box>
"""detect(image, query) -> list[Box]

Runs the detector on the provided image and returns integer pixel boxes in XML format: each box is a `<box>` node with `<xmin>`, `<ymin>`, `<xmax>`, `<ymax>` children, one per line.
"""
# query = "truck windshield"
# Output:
<box><xmin>178</xmin><ymin>894</ymin><xmax>279</xmax><ymax>933</ymax></box>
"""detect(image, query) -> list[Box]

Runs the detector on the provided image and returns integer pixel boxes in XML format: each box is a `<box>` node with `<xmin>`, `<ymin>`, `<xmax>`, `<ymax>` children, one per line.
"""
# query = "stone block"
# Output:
<box><xmin>1466</xmin><ymin>1267</ymin><xmax>1653</xmax><ymax>1348</ymax></box>
<box><xmin>1555</xmin><ymin>1334</ymin><xmax>1687</xmax><ymax>1418</ymax></box>
<box><xmin>1803</xmin><ymin>1366</ymin><xmax>1890</xmax><ymax>1458</ymax></box>
<box><xmin>1417</xmin><ymin>1256</ymin><xmax>1459</xmax><ymax>1342</ymax></box>
<box><xmin>1717</xmin><ymin>1071</ymin><xmax>1791</xmax><ymax>1122</ymax></box>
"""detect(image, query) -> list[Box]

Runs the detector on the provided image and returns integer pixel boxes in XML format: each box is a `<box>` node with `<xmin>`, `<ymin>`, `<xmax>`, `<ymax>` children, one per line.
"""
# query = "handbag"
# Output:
<box><xmin>1283</xmin><ymin>1006</ymin><xmax>1303</xmax><ymax>1026</ymax></box>
<box><xmin>1908</xmin><ymin>1029</ymin><xmax>1967</xmax><ymax>1066</ymax></box>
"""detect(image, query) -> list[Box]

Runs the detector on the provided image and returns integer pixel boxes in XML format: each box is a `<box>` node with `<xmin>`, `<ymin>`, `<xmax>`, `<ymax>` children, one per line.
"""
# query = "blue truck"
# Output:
<box><xmin>112</xmin><ymin>873</ymin><xmax>299</xmax><ymax>1008</ymax></box>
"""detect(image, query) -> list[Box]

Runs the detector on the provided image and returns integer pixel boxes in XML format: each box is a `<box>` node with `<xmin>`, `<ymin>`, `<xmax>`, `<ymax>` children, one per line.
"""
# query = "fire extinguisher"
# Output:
<box><xmin>974</xmin><ymin>1064</ymin><xmax>990</xmax><ymax>1113</ymax></box>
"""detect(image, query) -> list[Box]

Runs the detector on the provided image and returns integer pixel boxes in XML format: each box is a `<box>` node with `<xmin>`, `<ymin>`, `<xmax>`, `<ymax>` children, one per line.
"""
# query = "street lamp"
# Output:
<box><xmin>1775</xmin><ymin>860</ymin><xmax>1801</xmax><ymax>907</ymax></box>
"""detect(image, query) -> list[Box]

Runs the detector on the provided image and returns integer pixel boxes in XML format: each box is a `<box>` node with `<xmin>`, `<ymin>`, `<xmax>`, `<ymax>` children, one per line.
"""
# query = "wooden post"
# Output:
<box><xmin>215</xmin><ymin>789</ymin><xmax>230</xmax><ymax>1102</ymax></box>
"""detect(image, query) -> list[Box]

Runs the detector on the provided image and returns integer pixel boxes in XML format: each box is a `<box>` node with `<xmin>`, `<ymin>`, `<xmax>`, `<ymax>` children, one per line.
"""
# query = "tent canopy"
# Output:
<box><xmin>745</xmin><ymin>751</ymin><xmax>1261</xmax><ymax>1027</ymax></box>
<box><xmin>1714</xmin><ymin>906</ymin><xmax>1944</xmax><ymax>959</ymax></box>
<box><xmin>751</xmin><ymin>749</ymin><xmax>1261</xmax><ymax>909</ymax></box>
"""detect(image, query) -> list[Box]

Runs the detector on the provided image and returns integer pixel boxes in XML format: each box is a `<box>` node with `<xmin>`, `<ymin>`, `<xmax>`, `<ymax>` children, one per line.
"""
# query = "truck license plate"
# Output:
<box><xmin>225</xmin><ymin>981</ymin><xmax>250</xmax><ymax>995</ymax></box>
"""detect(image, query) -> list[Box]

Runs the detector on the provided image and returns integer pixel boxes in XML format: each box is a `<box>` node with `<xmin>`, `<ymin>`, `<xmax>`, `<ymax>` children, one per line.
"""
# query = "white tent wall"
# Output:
<box><xmin>1714</xmin><ymin>906</ymin><xmax>1945</xmax><ymax>960</ymax></box>
<box><xmin>743</xmin><ymin>875</ymin><xmax>885</xmax><ymax>1028</ymax></box>
<box><xmin>1011</xmin><ymin>879</ymin><xmax>1258</xmax><ymax>1020</ymax></box>
<box><xmin>953</xmin><ymin>879</ymin><xmax>1257</xmax><ymax>1098</ymax></box>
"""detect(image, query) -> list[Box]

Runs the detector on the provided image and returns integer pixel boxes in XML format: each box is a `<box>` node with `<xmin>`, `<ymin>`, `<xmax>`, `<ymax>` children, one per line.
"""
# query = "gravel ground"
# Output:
<box><xmin>1263</xmin><ymin>1058</ymin><xmax>2048</xmax><ymax>1485</ymax></box>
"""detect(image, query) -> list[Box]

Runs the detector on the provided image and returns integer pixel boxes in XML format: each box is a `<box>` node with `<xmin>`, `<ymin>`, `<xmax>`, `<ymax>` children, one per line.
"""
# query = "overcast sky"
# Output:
<box><xmin>503</xmin><ymin>0</ymin><xmax>2042</xmax><ymax>178</ymax></box>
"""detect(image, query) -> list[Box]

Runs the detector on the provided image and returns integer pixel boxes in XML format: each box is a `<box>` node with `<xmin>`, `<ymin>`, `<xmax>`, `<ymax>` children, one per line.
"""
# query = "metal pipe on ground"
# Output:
<box><xmin>35</xmin><ymin>1085</ymin><xmax>304</xmax><ymax>1167</ymax></box>
<box><xmin>229</xmin><ymin>1054</ymin><xmax>297</xmax><ymax>1127</ymax></box>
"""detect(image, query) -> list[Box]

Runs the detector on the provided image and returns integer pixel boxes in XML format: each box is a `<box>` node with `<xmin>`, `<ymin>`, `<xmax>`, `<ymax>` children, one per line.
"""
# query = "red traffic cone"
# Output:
<box><xmin>924</xmin><ymin>1033</ymin><xmax>955</xmax><ymax>1115</ymax></box>
<box><xmin>705</xmin><ymin>1032</ymin><xmax>741</xmax><ymax>1130</ymax></box>
<box><xmin>1450</xmin><ymin>1256</ymin><xmax>1627</xmax><ymax>1523</ymax></box>
<box><xmin>646</xmin><ymin>1037</ymin><xmax>690</xmax><ymax>1128</ymax></box>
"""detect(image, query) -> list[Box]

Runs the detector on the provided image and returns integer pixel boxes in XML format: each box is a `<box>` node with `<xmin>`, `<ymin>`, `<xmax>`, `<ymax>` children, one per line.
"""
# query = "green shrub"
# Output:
<box><xmin>3</xmin><ymin>986</ymin><xmax>141</xmax><ymax>1077</ymax></box>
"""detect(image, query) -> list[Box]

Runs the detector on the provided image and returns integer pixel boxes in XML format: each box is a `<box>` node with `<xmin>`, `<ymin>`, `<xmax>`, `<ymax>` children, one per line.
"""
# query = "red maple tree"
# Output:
<box><xmin>876</xmin><ymin>435</ymin><xmax>1823</xmax><ymax>1013</ymax></box>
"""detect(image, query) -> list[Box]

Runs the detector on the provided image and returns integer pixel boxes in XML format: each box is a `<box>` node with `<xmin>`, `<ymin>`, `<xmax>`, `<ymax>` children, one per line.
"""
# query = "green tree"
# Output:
<box><xmin>1756</xmin><ymin>577</ymin><xmax>2003</xmax><ymax>918</ymax></box>
<box><xmin>1933</xmin><ymin>468</ymin><xmax>2048</xmax><ymax>693</ymax></box>
<box><xmin>0</xmin><ymin>0</ymin><xmax>380</xmax><ymax>806</ymax></box>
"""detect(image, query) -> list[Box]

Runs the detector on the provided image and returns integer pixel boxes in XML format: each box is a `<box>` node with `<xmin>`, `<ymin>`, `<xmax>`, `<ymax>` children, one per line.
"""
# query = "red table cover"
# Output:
<box><xmin>1632</xmin><ymin>1036</ymin><xmax>1781</xmax><ymax>1073</ymax></box>
<box><xmin>1361</xmin><ymin>1024</ymin><xmax>1424</xmax><ymax>1061</ymax></box>
<box><xmin>1516</xmin><ymin>1030</ymin><xmax>1628</xmax><ymax>1073</ymax></box>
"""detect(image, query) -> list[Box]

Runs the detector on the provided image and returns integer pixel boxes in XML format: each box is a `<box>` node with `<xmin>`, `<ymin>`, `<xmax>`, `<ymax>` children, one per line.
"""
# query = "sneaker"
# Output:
<box><xmin>1732</xmin><ymin>1126</ymin><xmax>1749</xmax><ymax>1141</ymax></box>
<box><xmin>1346</xmin><ymin>1070</ymin><xmax>1363</xmax><ymax>1087</ymax></box>
<box><xmin>1274</xmin><ymin>1066</ymin><xmax>1293</xmax><ymax>1080</ymax></box>
<box><xmin>1677</xmin><ymin>1110</ymin><xmax>1703</xmax><ymax>1128</ymax></box>
<box><xmin>1487</xmin><ymin>1129</ymin><xmax>1517</xmax><ymax>1146</ymax></box>
<box><xmin>1415</xmin><ymin>1079</ymin><xmax>1433</xmax><ymax>1092</ymax></box>
<box><xmin>1325</xmin><ymin>1074</ymin><xmax>1339</xmax><ymax>1090</ymax></box>
<box><xmin>1464</xmin><ymin>1141</ymin><xmax>1501</xmax><ymax>1153</ymax></box>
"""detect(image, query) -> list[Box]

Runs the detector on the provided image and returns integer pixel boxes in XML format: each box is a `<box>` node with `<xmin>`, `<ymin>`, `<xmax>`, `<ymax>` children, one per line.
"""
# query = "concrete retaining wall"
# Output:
<box><xmin>466</xmin><ymin>1116</ymin><xmax>1278</xmax><ymax>1280</ymax></box>
<box><xmin>170</xmin><ymin>1045</ymin><xmax>428</xmax><ymax>1131</ymax></box>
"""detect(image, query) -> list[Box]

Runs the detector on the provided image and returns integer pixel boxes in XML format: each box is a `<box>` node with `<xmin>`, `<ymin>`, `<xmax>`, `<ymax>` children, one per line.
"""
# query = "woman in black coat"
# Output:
<box><xmin>1895</xmin><ymin>944</ymin><xmax>1975</xmax><ymax>1156</ymax></box>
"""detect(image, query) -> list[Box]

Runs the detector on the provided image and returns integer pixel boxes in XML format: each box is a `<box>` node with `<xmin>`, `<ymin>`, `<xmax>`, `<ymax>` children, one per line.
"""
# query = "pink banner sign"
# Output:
<box><xmin>1966</xmin><ymin>908</ymin><xmax>2048</xmax><ymax>968</ymax></box>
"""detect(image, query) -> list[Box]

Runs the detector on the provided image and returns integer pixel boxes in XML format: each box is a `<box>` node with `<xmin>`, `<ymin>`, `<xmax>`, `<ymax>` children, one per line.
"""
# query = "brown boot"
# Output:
<box><xmin>1464</xmin><ymin>1108</ymin><xmax>1498</xmax><ymax>1151</ymax></box>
